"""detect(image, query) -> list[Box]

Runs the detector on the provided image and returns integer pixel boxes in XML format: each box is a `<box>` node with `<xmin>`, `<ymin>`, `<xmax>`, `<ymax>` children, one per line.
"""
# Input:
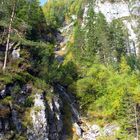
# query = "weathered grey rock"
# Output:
<box><xmin>83</xmin><ymin>131</ymin><xmax>96</xmax><ymax>140</ymax></box>
<box><xmin>18</xmin><ymin>95</ymin><xmax>26</xmax><ymax>104</ymax></box>
<box><xmin>0</xmin><ymin>86</ymin><xmax>6</xmax><ymax>98</ymax></box>
<box><xmin>12</xmin><ymin>48</ymin><xmax>20</xmax><ymax>59</ymax></box>
<box><xmin>53</xmin><ymin>95</ymin><xmax>63</xmax><ymax>133</ymax></box>
<box><xmin>82</xmin><ymin>124</ymin><xmax>100</xmax><ymax>140</ymax></box>
<box><xmin>0</xmin><ymin>90</ymin><xmax>6</xmax><ymax>98</ymax></box>
<box><xmin>91</xmin><ymin>125</ymin><xmax>100</xmax><ymax>137</ymax></box>
<box><xmin>0</xmin><ymin>133</ymin><xmax>4</xmax><ymax>140</ymax></box>
<box><xmin>0</xmin><ymin>85</ymin><xmax>13</xmax><ymax>99</ymax></box>
<box><xmin>21</xmin><ymin>84</ymin><xmax>32</xmax><ymax>94</ymax></box>
<box><xmin>4</xmin><ymin>119</ymin><xmax>10</xmax><ymax>131</ymax></box>
<box><xmin>48</xmin><ymin>101</ymin><xmax>60</xmax><ymax>140</ymax></box>
<box><xmin>103</xmin><ymin>124</ymin><xmax>120</xmax><ymax>136</ymax></box>
<box><xmin>56</xmin><ymin>32</ymin><xmax>64</xmax><ymax>44</ymax></box>
<box><xmin>71</xmin><ymin>15</ymin><xmax>77</xmax><ymax>20</ymax></box>
<box><xmin>55</xmin><ymin>55</ymin><xmax>64</xmax><ymax>63</ymax></box>
<box><xmin>74</xmin><ymin>123</ymin><xmax>82</xmax><ymax>137</ymax></box>
<box><xmin>28</xmin><ymin>93</ymin><xmax>49</xmax><ymax>140</ymax></box>
<box><xmin>11</xmin><ymin>109</ymin><xmax>22</xmax><ymax>132</ymax></box>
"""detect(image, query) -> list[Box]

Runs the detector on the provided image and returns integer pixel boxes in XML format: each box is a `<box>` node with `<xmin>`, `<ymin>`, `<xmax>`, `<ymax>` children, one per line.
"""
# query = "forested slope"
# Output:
<box><xmin>0</xmin><ymin>0</ymin><xmax>140</xmax><ymax>140</ymax></box>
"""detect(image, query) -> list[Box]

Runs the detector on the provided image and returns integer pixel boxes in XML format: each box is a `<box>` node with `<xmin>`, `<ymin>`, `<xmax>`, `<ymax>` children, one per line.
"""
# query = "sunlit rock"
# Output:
<box><xmin>12</xmin><ymin>48</ymin><xmax>20</xmax><ymax>59</ymax></box>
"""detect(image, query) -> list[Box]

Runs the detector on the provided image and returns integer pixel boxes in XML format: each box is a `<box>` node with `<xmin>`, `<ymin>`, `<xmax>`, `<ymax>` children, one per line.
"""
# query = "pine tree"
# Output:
<box><xmin>84</xmin><ymin>1</ymin><xmax>97</xmax><ymax>61</ymax></box>
<box><xmin>95</xmin><ymin>12</ymin><xmax>110</xmax><ymax>64</ymax></box>
<box><xmin>109</xmin><ymin>20</ymin><xmax>127</xmax><ymax>63</ymax></box>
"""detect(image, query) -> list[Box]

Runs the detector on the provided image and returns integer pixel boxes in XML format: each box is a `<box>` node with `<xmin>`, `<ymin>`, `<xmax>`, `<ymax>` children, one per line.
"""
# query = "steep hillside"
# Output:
<box><xmin>0</xmin><ymin>0</ymin><xmax>140</xmax><ymax>140</ymax></box>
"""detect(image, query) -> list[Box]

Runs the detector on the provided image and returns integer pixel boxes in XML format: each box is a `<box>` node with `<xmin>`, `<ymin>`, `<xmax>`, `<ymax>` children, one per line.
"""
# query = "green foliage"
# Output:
<box><xmin>14</xmin><ymin>135</ymin><xmax>27</xmax><ymax>140</ymax></box>
<box><xmin>24</xmin><ymin>96</ymin><xmax>34</xmax><ymax>107</ymax></box>
<box><xmin>84</xmin><ymin>3</ymin><xmax>97</xmax><ymax>60</ymax></box>
<box><xmin>11</xmin><ymin>84</ymin><xmax>21</xmax><ymax>94</ymax></box>
<box><xmin>0</xmin><ymin>72</ymin><xmax>13</xmax><ymax>85</ymax></box>
<box><xmin>46</xmin><ymin>60</ymin><xmax>78</xmax><ymax>85</ymax></box>
<box><xmin>33</xmin><ymin>78</ymin><xmax>48</xmax><ymax>90</ymax></box>
<box><xmin>109</xmin><ymin>20</ymin><xmax>127</xmax><ymax>62</ymax></box>
<box><xmin>0</xmin><ymin>0</ymin><xmax>140</xmax><ymax>139</ymax></box>
<box><xmin>1</xmin><ymin>96</ymin><xmax>12</xmax><ymax>105</ymax></box>
<box><xmin>70</xmin><ymin>55</ymin><xmax>140</xmax><ymax>137</ymax></box>
<box><xmin>43</xmin><ymin>0</ymin><xmax>68</xmax><ymax>27</ymax></box>
<box><xmin>116</xmin><ymin>93</ymin><xmax>136</xmax><ymax>139</ymax></box>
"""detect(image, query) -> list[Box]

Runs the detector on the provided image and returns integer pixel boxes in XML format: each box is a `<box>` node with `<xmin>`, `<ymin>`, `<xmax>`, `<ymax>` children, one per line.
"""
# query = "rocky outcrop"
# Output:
<box><xmin>12</xmin><ymin>48</ymin><xmax>20</xmax><ymax>59</ymax></box>
<box><xmin>11</xmin><ymin>108</ymin><xmax>22</xmax><ymax>132</ymax></box>
<box><xmin>27</xmin><ymin>93</ymin><xmax>49</xmax><ymax>140</ymax></box>
<box><xmin>94</xmin><ymin>0</ymin><xmax>140</xmax><ymax>56</ymax></box>
<box><xmin>81</xmin><ymin>0</ymin><xmax>140</xmax><ymax>56</ymax></box>
<box><xmin>47</xmin><ymin>95</ymin><xmax>63</xmax><ymax>140</ymax></box>
<box><xmin>27</xmin><ymin>90</ymin><xmax>64</xmax><ymax>140</ymax></box>
<box><xmin>0</xmin><ymin>82</ymin><xmax>65</xmax><ymax>140</ymax></box>
<box><xmin>82</xmin><ymin>124</ymin><xmax>119</xmax><ymax>140</ymax></box>
<box><xmin>54</xmin><ymin>84</ymin><xmax>84</xmax><ymax>138</ymax></box>
<box><xmin>0</xmin><ymin>82</ymin><xmax>121</xmax><ymax>140</ymax></box>
<box><xmin>0</xmin><ymin>84</ymin><xmax>13</xmax><ymax>99</ymax></box>
<box><xmin>0</xmin><ymin>104</ymin><xmax>22</xmax><ymax>140</ymax></box>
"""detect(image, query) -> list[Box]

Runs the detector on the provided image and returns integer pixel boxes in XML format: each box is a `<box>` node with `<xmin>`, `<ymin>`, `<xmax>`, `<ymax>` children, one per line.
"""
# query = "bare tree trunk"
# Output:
<box><xmin>134</xmin><ymin>104</ymin><xmax>139</xmax><ymax>140</ymax></box>
<box><xmin>2</xmin><ymin>1</ymin><xmax>16</xmax><ymax>71</ymax></box>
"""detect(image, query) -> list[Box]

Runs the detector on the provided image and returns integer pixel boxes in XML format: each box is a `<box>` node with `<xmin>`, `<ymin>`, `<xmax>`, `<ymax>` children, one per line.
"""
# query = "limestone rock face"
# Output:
<box><xmin>27</xmin><ymin>93</ymin><xmax>49</xmax><ymax>140</ymax></box>
<box><xmin>0</xmin><ymin>104</ymin><xmax>21</xmax><ymax>140</ymax></box>
<box><xmin>94</xmin><ymin>0</ymin><xmax>140</xmax><ymax>55</ymax></box>
<box><xmin>27</xmin><ymin>92</ymin><xmax>65</xmax><ymax>140</ymax></box>
<box><xmin>11</xmin><ymin>109</ymin><xmax>22</xmax><ymax>132</ymax></box>
<box><xmin>0</xmin><ymin>83</ymin><xmax>78</xmax><ymax>140</ymax></box>
<box><xmin>81</xmin><ymin>0</ymin><xmax>140</xmax><ymax>56</ymax></box>
<box><xmin>73</xmin><ymin>123</ymin><xmax>82</xmax><ymax>137</ymax></box>
<box><xmin>0</xmin><ymin>82</ymin><xmax>121</xmax><ymax>140</ymax></box>
<box><xmin>103</xmin><ymin>124</ymin><xmax>120</xmax><ymax>136</ymax></box>
<box><xmin>47</xmin><ymin>95</ymin><xmax>63</xmax><ymax>140</ymax></box>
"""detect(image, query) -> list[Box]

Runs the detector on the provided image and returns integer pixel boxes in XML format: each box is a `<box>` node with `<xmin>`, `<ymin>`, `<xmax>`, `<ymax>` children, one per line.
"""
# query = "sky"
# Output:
<box><xmin>40</xmin><ymin>0</ymin><xmax>47</xmax><ymax>5</ymax></box>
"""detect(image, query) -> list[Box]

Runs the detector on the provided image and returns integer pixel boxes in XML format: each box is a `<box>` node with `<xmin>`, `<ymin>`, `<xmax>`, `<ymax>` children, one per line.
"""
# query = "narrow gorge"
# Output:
<box><xmin>0</xmin><ymin>0</ymin><xmax>140</xmax><ymax>140</ymax></box>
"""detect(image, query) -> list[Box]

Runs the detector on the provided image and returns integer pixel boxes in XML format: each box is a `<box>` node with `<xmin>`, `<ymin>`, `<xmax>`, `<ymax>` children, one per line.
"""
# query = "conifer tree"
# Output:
<box><xmin>84</xmin><ymin>1</ymin><xmax>97</xmax><ymax>61</ymax></box>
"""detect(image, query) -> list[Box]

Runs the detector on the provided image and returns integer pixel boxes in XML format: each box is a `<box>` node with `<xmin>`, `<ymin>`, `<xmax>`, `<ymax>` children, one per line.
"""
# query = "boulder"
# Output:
<box><xmin>82</xmin><ymin>124</ymin><xmax>100</xmax><ymax>140</ymax></box>
<box><xmin>28</xmin><ymin>93</ymin><xmax>49</xmax><ymax>140</ymax></box>
<box><xmin>91</xmin><ymin>124</ymin><xmax>100</xmax><ymax>137</ymax></box>
<box><xmin>103</xmin><ymin>124</ymin><xmax>120</xmax><ymax>136</ymax></box>
<box><xmin>73</xmin><ymin>123</ymin><xmax>82</xmax><ymax>137</ymax></box>
<box><xmin>0</xmin><ymin>87</ymin><xmax>6</xmax><ymax>98</ymax></box>
<box><xmin>83</xmin><ymin>131</ymin><xmax>96</xmax><ymax>140</ymax></box>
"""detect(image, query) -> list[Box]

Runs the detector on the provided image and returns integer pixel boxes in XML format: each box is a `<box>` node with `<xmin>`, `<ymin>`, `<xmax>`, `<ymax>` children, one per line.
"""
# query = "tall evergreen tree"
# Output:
<box><xmin>84</xmin><ymin>1</ymin><xmax>97</xmax><ymax>61</ymax></box>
